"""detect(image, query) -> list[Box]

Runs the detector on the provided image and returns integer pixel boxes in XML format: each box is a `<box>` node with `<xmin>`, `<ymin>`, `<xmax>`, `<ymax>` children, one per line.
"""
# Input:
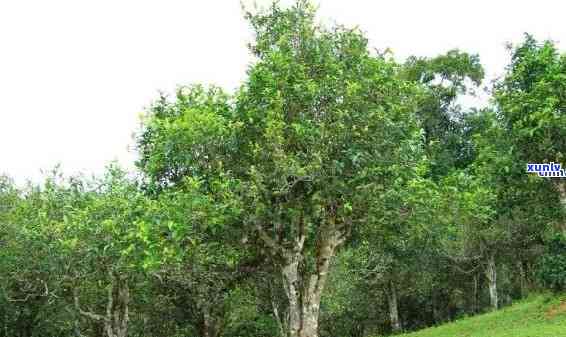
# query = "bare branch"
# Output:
<box><xmin>73</xmin><ymin>288</ymin><xmax>106</xmax><ymax>322</ymax></box>
<box><xmin>120</xmin><ymin>279</ymin><xmax>130</xmax><ymax>336</ymax></box>
<box><xmin>5</xmin><ymin>293</ymin><xmax>33</xmax><ymax>303</ymax></box>
<box><xmin>256</xmin><ymin>223</ymin><xmax>285</xmax><ymax>255</ymax></box>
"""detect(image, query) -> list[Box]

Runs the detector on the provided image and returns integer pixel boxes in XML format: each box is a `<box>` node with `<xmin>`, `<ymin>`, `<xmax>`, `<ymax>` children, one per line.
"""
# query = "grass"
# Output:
<box><xmin>398</xmin><ymin>294</ymin><xmax>566</xmax><ymax>337</ymax></box>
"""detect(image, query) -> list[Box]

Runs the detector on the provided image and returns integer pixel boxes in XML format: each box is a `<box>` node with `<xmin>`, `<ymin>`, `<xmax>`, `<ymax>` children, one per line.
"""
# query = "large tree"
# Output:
<box><xmin>496</xmin><ymin>35</ymin><xmax>566</xmax><ymax>228</ymax></box>
<box><xmin>136</xmin><ymin>1</ymin><xmax>424</xmax><ymax>336</ymax></box>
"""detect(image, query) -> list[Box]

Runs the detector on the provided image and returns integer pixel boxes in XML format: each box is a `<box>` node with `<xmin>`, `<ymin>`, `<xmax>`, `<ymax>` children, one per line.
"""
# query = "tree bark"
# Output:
<box><xmin>74</xmin><ymin>272</ymin><xmax>130</xmax><ymax>337</ymax></box>
<box><xmin>518</xmin><ymin>261</ymin><xmax>527</xmax><ymax>298</ymax></box>
<box><xmin>281</xmin><ymin>250</ymin><xmax>327</xmax><ymax>337</ymax></box>
<box><xmin>485</xmin><ymin>253</ymin><xmax>498</xmax><ymax>310</ymax></box>
<box><xmin>281</xmin><ymin>253</ymin><xmax>302</xmax><ymax>337</ymax></box>
<box><xmin>387</xmin><ymin>280</ymin><xmax>401</xmax><ymax>333</ymax></box>
<box><xmin>472</xmin><ymin>273</ymin><xmax>479</xmax><ymax>314</ymax></box>
<box><xmin>201</xmin><ymin>304</ymin><xmax>221</xmax><ymax>337</ymax></box>
<box><xmin>272</xmin><ymin>297</ymin><xmax>286</xmax><ymax>337</ymax></box>
<box><xmin>431</xmin><ymin>291</ymin><xmax>441</xmax><ymax>324</ymax></box>
<box><xmin>277</xmin><ymin>227</ymin><xmax>342</xmax><ymax>337</ymax></box>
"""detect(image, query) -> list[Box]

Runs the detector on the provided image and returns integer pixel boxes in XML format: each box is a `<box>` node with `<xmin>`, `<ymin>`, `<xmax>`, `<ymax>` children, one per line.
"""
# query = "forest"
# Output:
<box><xmin>1</xmin><ymin>1</ymin><xmax>566</xmax><ymax>337</ymax></box>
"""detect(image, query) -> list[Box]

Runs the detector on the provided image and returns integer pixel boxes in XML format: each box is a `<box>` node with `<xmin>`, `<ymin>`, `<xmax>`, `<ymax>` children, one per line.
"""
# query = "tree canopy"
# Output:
<box><xmin>2</xmin><ymin>3</ymin><xmax>566</xmax><ymax>337</ymax></box>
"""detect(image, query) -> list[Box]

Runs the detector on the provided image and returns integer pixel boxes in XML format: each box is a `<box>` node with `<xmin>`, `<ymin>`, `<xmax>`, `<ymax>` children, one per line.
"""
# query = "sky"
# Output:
<box><xmin>1</xmin><ymin>0</ymin><xmax>565</xmax><ymax>184</ymax></box>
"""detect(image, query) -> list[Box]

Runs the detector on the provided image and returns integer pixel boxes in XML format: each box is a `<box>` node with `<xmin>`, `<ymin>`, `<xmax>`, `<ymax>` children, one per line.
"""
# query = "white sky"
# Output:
<box><xmin>1</xmin><ymin>0</ymin><xmax>565</xmax><ymax>184</ymax></box>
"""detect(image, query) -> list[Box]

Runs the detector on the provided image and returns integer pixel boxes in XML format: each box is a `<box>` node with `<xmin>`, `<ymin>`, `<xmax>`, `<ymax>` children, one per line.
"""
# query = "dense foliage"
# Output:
<box><xmin>1</xmin><ymin>2</ymin><xmax>565</xmax><ymax>337</ymax></box>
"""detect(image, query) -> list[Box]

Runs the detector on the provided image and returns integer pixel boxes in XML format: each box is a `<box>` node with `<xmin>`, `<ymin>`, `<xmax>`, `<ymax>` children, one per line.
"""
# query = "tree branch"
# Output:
<box><xmin>256</xmin><ymin>223</ymin><xmax>285</xmax><ymax>255</ymax></box>
<box><xmin>73</xmin><ymin>287</ymin><xmax>106</xmax><ymax>322</ymax></box>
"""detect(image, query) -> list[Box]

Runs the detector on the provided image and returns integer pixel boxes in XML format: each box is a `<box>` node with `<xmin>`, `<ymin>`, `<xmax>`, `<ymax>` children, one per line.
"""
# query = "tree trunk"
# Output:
<box><xmin>431</xmin><ymin>291</ymin><xmax>441</xmax><ymax>324</ymax></box>
<box><xmin>201</xmin><ymin>305</ymin><xmax>221</xmax><ymax>337</ymax></box>
<box><xmin>387</xmin><ymin>280</ymin><xmax>401</xmax><ymax>333</ymax></box>
<box><xmin>202</xmin><ymin>309</ymin><xmax>212</xmax><ymax>337</ymax></box>
<box><xmin>485</xmin><ymin>253</ymin><xmax>498</xmax><ymax>310</ymax></box>
<box><xmin>518</xmin><ymin>261</ymin><xmax>527</xmax><ymax>298</ymax></box>
<box><xmin>281</xmin><ymin>254</ymin><xmax>302</xmax><ymax>337</ymax></box>
<box><xmin>279</xmin><ymin>228</ymin><xmax>342</xmax><ymax>337</ymax></box>
<box><xmin>281</xmin><ymin>252</ymin><xmax>324</xmax><ymax>337</ymax></box>
<box><xmin>271</xmin><ymin>297</ymin><xmax>286</xmax><ymax>337</ymax></box>
<box><xmin>74</xmin><ymin>272</ymin><xmax>130</xmax><ymax>337</ymax></box>
<box><xmin>472</xmin><ymin>273</ymin><xmax>479</xmax><ymax>314</ymax></box>
<box><xmin>300</xmin><ymin>301</ymin><xmax>320</xmax><ymax>337</ymax></box>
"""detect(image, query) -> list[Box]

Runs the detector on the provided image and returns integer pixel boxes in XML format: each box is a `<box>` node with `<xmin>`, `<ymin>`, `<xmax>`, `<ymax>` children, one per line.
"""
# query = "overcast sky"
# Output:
<box><xmin>1</xmin><ymin>0</ymin><xmax>565</xmax><ymax>184</ymax></box>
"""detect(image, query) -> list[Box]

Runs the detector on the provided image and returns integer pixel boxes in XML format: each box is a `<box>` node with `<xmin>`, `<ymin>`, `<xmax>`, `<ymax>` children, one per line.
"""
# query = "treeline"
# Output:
<box><xmin>1</xmin><ymin>2</ymin><xmax>566</xmax><ymax>337</ymax></box>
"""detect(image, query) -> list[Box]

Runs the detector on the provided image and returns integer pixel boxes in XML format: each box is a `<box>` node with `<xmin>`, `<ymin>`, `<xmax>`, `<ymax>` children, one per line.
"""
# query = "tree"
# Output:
<box><xmin>437</xmin><ymin>108</ymin><xmax>558</xmax><ymax>311</ymax></box>
<box><xmin>47</xmin><ymin>166</ymin><xmax>164</xmax><ymax>337</ymax></box>
<box><xmin>141</xmin><ymin>180</ymin><xmax>262</xmax><ymax>337</ymax></box>
<box><xmin>401</xmin><ymin>49</ymin><xmax>484</xmax><ymax>178</ymax></box>
<box><xmin>495</xmin><ymin>35</ymin><xmax>566</xmax><ymax>229</ymax></box>
<box><xmin>0</xmin><ymin>172</ymin><xmax>74</xmax><ymax>337</ymax></box>
<box><xmin>136</xmin><ymin>2</ymin><xmax>424</xmax><ymax>336</ymax></box>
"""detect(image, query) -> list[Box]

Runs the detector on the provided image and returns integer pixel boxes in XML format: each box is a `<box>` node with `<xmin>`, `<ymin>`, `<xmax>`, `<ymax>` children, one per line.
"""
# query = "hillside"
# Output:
<box><xmin>400</xmin><ymin>295</ymin><xmax>566</xmax><ymax>337</ymax></box>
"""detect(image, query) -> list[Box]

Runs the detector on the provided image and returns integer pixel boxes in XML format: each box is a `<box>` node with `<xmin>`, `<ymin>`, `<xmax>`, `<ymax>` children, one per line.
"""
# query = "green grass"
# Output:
<box><xmin>399</xmin><ymin>294</ymin><xmax>566</xmax><ymax>337</ymax></box>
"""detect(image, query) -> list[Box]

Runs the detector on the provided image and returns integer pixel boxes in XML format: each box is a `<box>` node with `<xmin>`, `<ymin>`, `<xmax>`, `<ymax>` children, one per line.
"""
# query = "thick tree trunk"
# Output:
<box><xmin>300</xmin><ymin>302</ymin><xmax>320</xmax><ymax>337</ymax></box>
<box><xmin>257</xmin><ymin>207</ymin><xmax>345</xmax><ymax>337</ymax></box>
<box><xmin>485</xmin><ymin>253</ymin><xmax>498</xmax><ymax>310</ymax></box>
<box><xmin>282</xmin><ymin>254</ymin><xmax>302</xmax><ymax>337</ymax></box>
<box><xmin>281</xmin><ymin>253</ymin><xmax>326</xmax><ymax>337</ymax></box>
<box><xmin>387</xmin><ymin>280</ymin><xmax>401</xmax><ymax>333</ymax></box>
<box><xmin>279</xmin><ymin>228</ymin><xmax>342</xmax><ymax>337</ymax></box>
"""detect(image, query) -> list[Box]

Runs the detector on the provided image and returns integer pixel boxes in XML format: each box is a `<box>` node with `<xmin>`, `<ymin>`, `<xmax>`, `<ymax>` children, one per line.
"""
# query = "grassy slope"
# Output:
<box><xmin>400</xmin><ymin>294</ymin><xmax>566</xmax><ymax>337</ymax></box>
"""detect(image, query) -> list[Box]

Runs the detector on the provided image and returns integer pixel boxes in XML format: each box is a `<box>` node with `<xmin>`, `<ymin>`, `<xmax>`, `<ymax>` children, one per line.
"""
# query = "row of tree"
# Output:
<box><xmin>1</xmin><ymin>2</ymin><xmax>566</xmax><ymax>337</ymax></box>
